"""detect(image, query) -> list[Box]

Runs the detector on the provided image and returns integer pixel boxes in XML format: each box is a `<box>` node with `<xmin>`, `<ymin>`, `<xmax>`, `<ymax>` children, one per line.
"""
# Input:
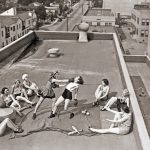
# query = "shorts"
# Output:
<box><xmin>62</xmin><ymin>89</ymin><xmax>72</xmax><ymax>100</ymax></box>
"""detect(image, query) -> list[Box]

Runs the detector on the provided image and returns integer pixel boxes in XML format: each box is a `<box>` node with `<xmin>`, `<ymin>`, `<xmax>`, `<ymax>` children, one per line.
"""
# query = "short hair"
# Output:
<box><xmin>1</xmin><ymin>87</ymin><xmax>9</xmax><ymax>94</ymax></box>
<box><xmin>123</xmin><ymin>89</ymin><xmax>129</xmax><ymax>97</ymax></box>
<box><xmin>77</xmin><ymin>76</ymin><xmax>84</xmax><ymax>85</ymax></box>
<box><xmin>14</xmin><ymin>79</ymin><xmax>21</xmax><ymax>84</ymax></box>
<box><xmin>102</xmin><ymin>79</ymin><xmax>109</xmax><ymax>86</ymax></box>
<box><xmin>22</xmin><ymin>74</ymin><xmax>28</xmax><ymax>80</ymax></box>
<box><xmin>121</xmin><ymin>104</ymin><xmax>130</xmax><ymax>113</ymax></box>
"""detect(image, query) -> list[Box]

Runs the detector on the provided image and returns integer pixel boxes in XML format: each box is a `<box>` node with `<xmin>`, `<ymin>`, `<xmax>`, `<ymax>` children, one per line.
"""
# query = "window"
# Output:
<box><xmin>97</xmin><ymin>22</ymin><xmax>100</xmax><ymax>26</ymax></box>
<box><xmin>145</xmin><ymin>30</ymin><xmax>149</xmax><ymax>37</ymax></box>
<box><xmin>131</xmin><ymin>13</ymin><xmax>136</xmax><ymax>21</ymax></box>
<box><xmin>13</xmin><ymin>26</ymin><xmax>15</xmax><ymax>31</ymax></box>
<box><xmin>141</xmin><ymin>30</ymin><xmax>145</xmax><ymax>37</ymax></box>
<box><xmin>13</xmin><ymin>36</ymin><xmax>16</xmax><ymax>41</ymax></box>
<box><xmin>2</xmin><ymin>42</ymin><xmax>4</xmax><ymax>47</ymax></box>
<box><xmin>146</xmin><ymin>19</ymin><xmax>149</xmax><ymax>26</ymax></box>
<box><xmin>105</xmin><ymin>22</ymin><xmax>108</xmax><ymax>26</ymax></box>
<box><xmin>109</xmin><ymin>23</ymin><xmax>112</xmax><ymax>26</ymax></box>
<box><xmin>137</xmin><ymin>17</ymin><xmax>139</xmax><ymax>24</ymax></box>
<box><xmin>141</xmin><ymin>19</ymin><xmax>146</xmax><ymax>25</ymax></box>
<box><xmin>136</xmin><ymin>28</ymin><xmax>138</xmax><ymax>35</ymax></box>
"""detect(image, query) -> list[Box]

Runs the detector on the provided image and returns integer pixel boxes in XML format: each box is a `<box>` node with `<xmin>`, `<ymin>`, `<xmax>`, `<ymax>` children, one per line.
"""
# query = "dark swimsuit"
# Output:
<box><xmin>39</xmin><ymin>79</ymin><xmax>59</xmax><ymax>99</ymax></box>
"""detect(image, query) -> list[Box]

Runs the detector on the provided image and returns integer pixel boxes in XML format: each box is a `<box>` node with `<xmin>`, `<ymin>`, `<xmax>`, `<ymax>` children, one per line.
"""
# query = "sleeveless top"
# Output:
<box><xmin>12</xmin><ymin>85</ymin><xmax>22</xmax><ymax>95</ymax></box>
<box><xmin>97</xmin><ymin>85</ymin><xmax>109</xmax><ymax>96</ymax></box>
<box><xmin>66</xmin><ymin>82</ymin><xmax>79</xmax><ymax>92</ymax></box>
<box><xmin>1</xmin><ymin>94</ymin><xmax>13</xmax><ymax>106</ymax></box>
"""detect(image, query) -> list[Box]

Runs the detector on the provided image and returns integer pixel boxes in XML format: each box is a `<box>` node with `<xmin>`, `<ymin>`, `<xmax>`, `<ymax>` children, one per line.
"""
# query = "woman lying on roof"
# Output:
<box><xmin>89</xmin><ymin>104</ymin><xmax>132</xmax><ymax>135</ymax></box>
<box><xmin>49</xmin><ymin>75</ymin><xmax>84</xmax><ymax>119</ymax></box>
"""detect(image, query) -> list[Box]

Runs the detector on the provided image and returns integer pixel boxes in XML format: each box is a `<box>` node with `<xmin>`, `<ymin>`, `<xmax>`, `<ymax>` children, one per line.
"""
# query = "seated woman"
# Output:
<box><xmin>93</xmin><ymin>79</ymin><xmax>109</xmax><ymax>106</ymax></box>
<box><xmin>89</xmin><ymin>104</ymin><xmax>132</xmax><ymax>135</ymax></box>
<box><xmin>0</xmin><ymin>118</ymin><xmax>23</xmax><ymax>136</ymax></box>
<box><xmin>1</xmin><ymin>87</ymin><xmax>23</xmax><ymax>117</ymax></box>
<box><xmin>49</xmin><ymin>76</ymin><xmax>84</xmax><ymax>119</ymax></box>
<box><xmin>22</xmin><ymin>74</ymin><xmax>39</xmax><ymax>97</ymax></box>
<box><xmin>11</xmin><ymin>79</ymin><xmax>35</xmax><ymax>106</ymax></box>
<box><xmin>101</xmin><ymin>89</ymin><xmax>130</xmax><ymax>111</ymax></box>
<box><xmin>32</xmin><ymin>71</ymin><xmax>68</xmax><ymax>120</ymax></box>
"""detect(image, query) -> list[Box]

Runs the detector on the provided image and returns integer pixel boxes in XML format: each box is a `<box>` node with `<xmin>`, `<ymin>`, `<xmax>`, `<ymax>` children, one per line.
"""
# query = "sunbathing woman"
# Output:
<box><xmin>1</xmin><ymin>87</ymin><xmax>23</xmax><ymax>116</ymax></box>
<box><xmin>89</xmin><ymin>104</ymin><xmax>132</xmax><ymax>135</ymax></box>
<box><xmin>32</xmin><ymin>71</ymin><xmax>68</xmax><ymax>120</ymax></box>
<box><xmin>101</xmin><ymin>89</ymin><xmax>130</xmax><ymax>111</ymax></box>
<box><xmin>22</xmin><ymin>74</ymin><xmax>39</xmax><ymax>97</ymax></box>
<box><xmin>93</xmin><ymin>79</ymin><xmax>110</xmax><ymax>106</ymax></box>
<box><xmin>49</xmin><ymin>76</ymin><xmax>84</xmax><ymax>119</ymax></box>
<box><xmin>11</xmin><ymin>79</ymin><xmax>35</xmax><ymax>106</ymax></box>
<box><xmin>0</xmin><ymin>118</ymin><xmax>23</xmax><ymax>136</ymax></box>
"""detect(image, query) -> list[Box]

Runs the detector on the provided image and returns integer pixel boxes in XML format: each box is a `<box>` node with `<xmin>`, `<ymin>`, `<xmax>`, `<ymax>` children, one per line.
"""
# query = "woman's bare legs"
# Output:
<box><xmin>0</xmin><ymin>118</ymin><xmax>19</xmax><ymax>136</ymax></box>
<box><xmin>89</xmin><ymin>127</ymin><xmax>120</xmax><ymax>134</ymax></box>
<box><xmin>10</xmin><ymin>102</ymin><xmax>23</xmax><ymax>117</ymax></box>
<box><xmin>101</xmin><ymin>97</ymin><xmax>118</xmax><ymax>110</ymax></box>
<box><xmin>21</xmin><ymin>89</ymin><xmax>29</xmax><ymax>100</ymax></box>
<box><xmin>32</xmin><ymin>96</ymin><xmax>44</xmax><ymax>120</ymax></box>
<box><xmin>34</xmin><ymin>97</ymin><xmax>44</xmax><ymax>114</ymax></box>
<box><xmin>52</xmin><ymin>96</ymin><xmax>65</xmax><ymax>114</ymax></box>
<box><xmin>16</xmin><ymin>96</ymin><xmax>34</xmax><ymax>105</ymax></box>
<box><xmin>51</xmin><ymin>97</ymin><xmax>56</xmax><ymax>112</ymax></box>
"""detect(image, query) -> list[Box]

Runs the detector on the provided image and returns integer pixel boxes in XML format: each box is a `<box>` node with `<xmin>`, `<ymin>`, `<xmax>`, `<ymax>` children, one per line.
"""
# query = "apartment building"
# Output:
<box><xmin>17</xmin><ymin>12</ymin><xmax>37</xmax><ymax>36</ymax></box>
<box><xmin>82</xmin><ymin>8</ymin><xmax>115</xmax><ymax>26</ymax></box>
<box><xmin>0</xmin><ymin>16</ymin><xmax>22</xmax><ymax>47</ymax></box>
<box><xmin>0</xmin><ymin>8</ymin><xmax>37</xmax><ymax>48</ymax></box>
<box><xmin>131</xmin><ymin>3</ymin><xmax>150</xmax><ymax>42</ymax></box>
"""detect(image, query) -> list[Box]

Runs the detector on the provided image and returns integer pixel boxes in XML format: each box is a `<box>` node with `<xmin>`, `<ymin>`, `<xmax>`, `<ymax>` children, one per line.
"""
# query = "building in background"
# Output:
<box><xmin>0</xmin><ymin>7</ymin><xmax>37</xmax><ymax>48</ymax></box>
<box><xmin>92</xmin><ymin>0</ymin><xmax>103</xmax><ymax>8</ymax></box>
<box><xmin>0</xmin><ymin>16</ymin><xmax>22</xmax><ymax>47</ymax></box>
<box><xmin>82</xmin><ymin>8</ymin><xmax>115</xmax><ymax>26</ymax></box>
<box><xmin>131</xmin><ymin>2</ymin><xmax>150</xmax><ymax>42</ymax></box>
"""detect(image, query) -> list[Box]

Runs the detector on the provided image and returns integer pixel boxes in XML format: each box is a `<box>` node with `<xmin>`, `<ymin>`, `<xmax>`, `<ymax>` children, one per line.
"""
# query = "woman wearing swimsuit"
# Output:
<box><xmin>11</xmin><ymin>79</ymin><xmax>35</xmax><ymax>106</ymax></box>
<box><xmin>89</xmin><ymin>104</ymin><xmax>132</xmax><ymax>135</ymax></box>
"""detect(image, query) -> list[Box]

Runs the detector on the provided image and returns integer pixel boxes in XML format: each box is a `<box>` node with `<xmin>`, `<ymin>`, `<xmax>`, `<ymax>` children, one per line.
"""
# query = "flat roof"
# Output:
<box><xmin>85</xmin><ymin>8</ymin><xmax>114</xmax><ymax>16</ymax></box>
<box><xmin>0</xmin><ymin>38</ymin><xmax>138</xmax><ymax>150</ymax></box>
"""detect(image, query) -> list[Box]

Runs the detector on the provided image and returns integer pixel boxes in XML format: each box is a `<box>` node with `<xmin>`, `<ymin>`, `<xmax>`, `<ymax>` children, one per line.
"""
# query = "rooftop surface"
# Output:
<box><xmin>85</xmin><ymin>8</ymin><xmax>114</xmax><ymax>16</ymax></box>
<box><xmin>0</xmin><ymin>39</ymin><xmax>138</xmax><ymax>150</ymax></box>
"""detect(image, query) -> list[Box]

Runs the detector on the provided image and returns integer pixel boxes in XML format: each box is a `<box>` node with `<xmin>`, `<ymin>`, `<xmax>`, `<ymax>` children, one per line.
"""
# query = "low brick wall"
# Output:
<box><xmin>35</xmin><ymin>31</ymin><xmax>113</xmax><ymax>41</ymax></box>
<box><xmin>0</xmin><ymin>31</ymin><xmax>36</xmax><ymax>62</ymax></box>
